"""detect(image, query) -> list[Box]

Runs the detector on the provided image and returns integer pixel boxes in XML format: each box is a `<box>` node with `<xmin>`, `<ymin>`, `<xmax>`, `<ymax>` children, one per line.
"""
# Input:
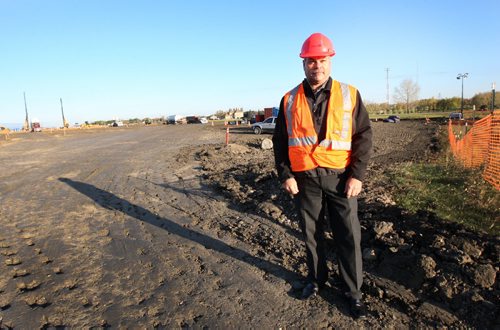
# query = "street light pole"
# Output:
<box><xmin>457</xmin><ymin>73</ymin><xmax>469</xmax><ymax>116</ymax></box>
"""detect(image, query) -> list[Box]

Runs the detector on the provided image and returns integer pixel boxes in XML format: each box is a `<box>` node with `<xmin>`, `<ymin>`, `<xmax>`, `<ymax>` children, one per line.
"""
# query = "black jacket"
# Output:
<box><xmin>272</xmin><ymin>77</ymin><xmax>372</xmax><ymax>182</ymax></box>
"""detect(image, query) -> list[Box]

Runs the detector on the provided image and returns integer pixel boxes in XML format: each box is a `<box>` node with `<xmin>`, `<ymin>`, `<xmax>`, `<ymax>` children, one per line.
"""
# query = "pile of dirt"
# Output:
<box><xmin>194</xmin><ymin>121</ymin><xmax>499</xmax><ymax>328</ymax></box>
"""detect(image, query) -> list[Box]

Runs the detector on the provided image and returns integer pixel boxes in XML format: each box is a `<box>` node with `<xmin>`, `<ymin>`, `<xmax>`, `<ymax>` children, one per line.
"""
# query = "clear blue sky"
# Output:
<box><xmin>1</xmin><ymin>0</ymin><xmax>499</xmax><ymax>127</ymax></box>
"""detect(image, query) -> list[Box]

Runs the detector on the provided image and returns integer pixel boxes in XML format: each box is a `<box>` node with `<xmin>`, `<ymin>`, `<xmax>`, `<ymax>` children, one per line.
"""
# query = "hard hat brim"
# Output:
<box><xmin>299</xmin><ymin>51</ymin><xmax>335</xmax><ymax>58</ymax></box>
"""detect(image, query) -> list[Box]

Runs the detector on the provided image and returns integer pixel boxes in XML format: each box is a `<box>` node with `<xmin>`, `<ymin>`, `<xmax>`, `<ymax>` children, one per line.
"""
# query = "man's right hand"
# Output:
<box><xmin>282</xmin><ymin>178</ymin><xmax>299</xmax><ymax>195</ymax></box>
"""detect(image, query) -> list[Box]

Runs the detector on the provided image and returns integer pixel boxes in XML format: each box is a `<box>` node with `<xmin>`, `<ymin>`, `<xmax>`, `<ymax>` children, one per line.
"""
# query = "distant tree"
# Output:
<box><xmin>471</xmin><ymin>92</ymin><xmax>492</xmax><ymax>110</ymax></box>
<box><xmin>244</xmin><ymin>110</ymin><xmax>256</xmax><ymax>119</ymax></box>
<box><xmin>214</xmin><ymin>110</ymin><xmax>226</xmax><ymax>119</ymax></box>
<box><xmin>436</xmin><ymin>97</ymin><xmax>461</xmax><ymax>111</ymax></box>
<box><xmin>393</xmin><ymin>79</ymin><xmax>420</xmax><ymax>113</ymax></box>
<box><xmin>392</xmin><ymin>102</ymin><xmax>406</xmax><ymax>113</ymax></box>
<box><xmin>365</xmin><ymin>102</ymin><xmax>387</xmax><ymax>115</ymax></box>
<box><xmin>416</xmin><ymin>98</ymin><xmax>438</xmax><ymax>112</ymax></box>
<box><xmin>92</xmin><ymin>120</ymin><xmax>115</xmax><ymax>126</ymax></box>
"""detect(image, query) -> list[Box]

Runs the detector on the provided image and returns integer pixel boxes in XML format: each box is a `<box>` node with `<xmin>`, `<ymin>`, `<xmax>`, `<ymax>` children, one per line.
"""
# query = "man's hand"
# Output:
<box><xmin>282</xmin><ymin>178</ymin><xmax>299</xmax><ymax>195</ymax></box>
<box><xmin>345</xmin><ymin>177</ymin><xmax>362</xmax><ymax>198</ymax></box>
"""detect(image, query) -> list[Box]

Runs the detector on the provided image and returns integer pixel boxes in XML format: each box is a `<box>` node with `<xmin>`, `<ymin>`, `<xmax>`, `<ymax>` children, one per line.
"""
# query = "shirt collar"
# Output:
<box><xmin>303</xmin><ymin>77</ymin><xmax>332</xmax><ymax>97</ymax></box>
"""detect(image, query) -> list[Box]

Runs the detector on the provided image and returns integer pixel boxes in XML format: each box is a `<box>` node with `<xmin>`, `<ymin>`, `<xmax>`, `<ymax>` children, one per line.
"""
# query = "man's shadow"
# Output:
<box><xmin>133</xmin><ymin>175</ymin><xmax>304</xmax><ymax>241</ymax></box>
<box><xmin>58</xmin><ymin>177</ymin><xmax>300</xmax><ymax>286</ymax></box>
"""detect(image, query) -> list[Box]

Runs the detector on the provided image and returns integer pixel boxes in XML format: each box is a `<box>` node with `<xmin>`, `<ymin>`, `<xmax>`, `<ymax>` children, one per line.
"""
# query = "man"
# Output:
<box><xmin>272</xmin><ymin>32</ymin><xmax>372</xmax><ymax>319</ymax></box>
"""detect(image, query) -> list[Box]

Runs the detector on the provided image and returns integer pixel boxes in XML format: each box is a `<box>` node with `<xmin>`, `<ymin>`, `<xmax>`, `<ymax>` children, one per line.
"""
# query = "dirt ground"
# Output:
<box><xmin>0</xmin><ymin>122</ymin><xmax>498</xmax><ymax>328</ymax></box>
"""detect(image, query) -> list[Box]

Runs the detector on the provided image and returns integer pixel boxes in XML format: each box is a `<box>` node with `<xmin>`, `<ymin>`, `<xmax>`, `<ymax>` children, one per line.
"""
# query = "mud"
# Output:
<box><xmin>0</xmin><ymin>122</ymin><xmax>498</xmax><ymax>328</ymax></box>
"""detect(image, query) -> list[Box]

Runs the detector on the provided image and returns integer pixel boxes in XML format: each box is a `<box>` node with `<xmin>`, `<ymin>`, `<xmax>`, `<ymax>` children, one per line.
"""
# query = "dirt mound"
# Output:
<box><xmin>195</xmin><ymin>121</ymin><xmax>499</xmax><ymax>328</ymax></box>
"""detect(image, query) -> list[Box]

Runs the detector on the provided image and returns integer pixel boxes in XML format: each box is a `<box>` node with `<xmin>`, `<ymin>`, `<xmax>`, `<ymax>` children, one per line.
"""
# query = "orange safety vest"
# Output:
<box><xmin>284</xmin><ymin>80</ymin><xmax>357</xmax><ymax>172</ymax></box>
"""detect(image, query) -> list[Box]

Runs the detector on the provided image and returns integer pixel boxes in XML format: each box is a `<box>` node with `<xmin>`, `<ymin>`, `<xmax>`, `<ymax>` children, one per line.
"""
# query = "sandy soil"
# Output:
<box><xmin>0</xmin><ymin>122</ymin><xmax>498</xmax><ymax>328</ymax></box>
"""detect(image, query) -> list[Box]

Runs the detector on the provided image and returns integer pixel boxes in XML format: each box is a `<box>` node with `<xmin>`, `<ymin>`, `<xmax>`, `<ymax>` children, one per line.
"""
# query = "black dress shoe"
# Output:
<box><xmin>301</xmin><ymin>283</ymin><xmax>319</xmax><ymax>300</ymax></box>
<box><xmin>350</xmin><ymin>298</ymin><xmax>367</xmax><ymax>319</ymax></box>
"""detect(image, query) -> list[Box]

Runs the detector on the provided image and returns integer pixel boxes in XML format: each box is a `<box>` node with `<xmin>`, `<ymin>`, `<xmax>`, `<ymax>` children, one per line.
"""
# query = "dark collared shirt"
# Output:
<box><xmin>272</xmin><ymin>77</ymin><xmax>372</xmax><ymax>182</ymax></box>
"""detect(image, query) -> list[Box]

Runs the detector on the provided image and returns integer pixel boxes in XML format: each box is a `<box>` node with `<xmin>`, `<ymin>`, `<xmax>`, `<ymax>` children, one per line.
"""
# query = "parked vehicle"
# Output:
<box><xmin>167</xmin><ymin>115</ymin><xmax>186</xmax><ymax>124</ymax></box>
<box><xmin>383</xmin><ymin>115</ymin><xmax>400</xmax><ymax>123</ymax></box>
<box><xmin>251</xmin><ymin>116</ymin><xmax>276</xmax><ymax>134</ymax></box>
<box><xmin>32</xmin><ymin>119</ymin><xmax>42</xmax><ymax>132</ymax></box>
<box><xmin>449</xmin><ymin>112</ymin><xmax>463</xmax><ymax>120</ymax></box>
<box><xmin>111</xmin><ymin>121</ymin><xmax>124</xmax><ymax>127</ymax></box>
<box><xmin>186</xmin><ymin>116</ymin><xmax>202</xmax><ymax>124</ymax></box>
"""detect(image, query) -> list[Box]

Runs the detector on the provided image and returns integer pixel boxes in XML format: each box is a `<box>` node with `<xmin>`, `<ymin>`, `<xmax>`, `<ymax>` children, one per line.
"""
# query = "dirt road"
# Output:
<box><xmin>0</xmin><ymin>123</ymin><xmax>498</xmax><ymax>328</ymax></box>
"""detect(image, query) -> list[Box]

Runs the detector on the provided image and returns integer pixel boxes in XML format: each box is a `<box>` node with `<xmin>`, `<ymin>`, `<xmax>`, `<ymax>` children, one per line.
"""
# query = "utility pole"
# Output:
<box><xmin>23</xmin><ymin>92</ymin><xmax>30</xmax><ymax>131</ymax></box>
<box><xmin>60</xmin><ymin>98</ymin><xmax>69</xmax><ymax>128</ymax></box>
<box><xmin>385</xmin><ymin>68</ymin><xmax>390</xmax><ymax>111</ymax></box>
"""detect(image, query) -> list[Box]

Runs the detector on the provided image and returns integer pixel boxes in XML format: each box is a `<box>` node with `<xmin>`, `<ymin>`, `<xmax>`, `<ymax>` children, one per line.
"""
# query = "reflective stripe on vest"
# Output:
<box><xmin>289</xmin><ymin>135</ymin><xmax>318</xmax><ymax>146</ymax></box>
<box><xmin>340</xmin><ymin>82</ymin><xmax>352</xmax><ymax>139</ymax></box>
<box><xmin>285</xmin><ymin>85</ymin><xmax>318</xmax><ymax>147</ymax></box>
<box><xmin>285</xmin><ymin>85</ymin><xmax>299</xmax><ymax>137</ymax></box>
<box><xmin>318</xmin><ymin>139</ymin><xmax>352</xmax><ymax>149</ymax></box>
<box><xmin>284</xmin><ymin>80</ymin><xmax>357</xmax><ymax>171</ymax></box>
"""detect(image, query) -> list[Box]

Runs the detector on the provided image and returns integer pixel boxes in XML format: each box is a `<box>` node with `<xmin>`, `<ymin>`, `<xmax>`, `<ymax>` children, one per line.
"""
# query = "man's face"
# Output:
<box><xmin>303</xmin><ymin>56</ymin><xmax>331</xmax><ymax>87</ymax></box>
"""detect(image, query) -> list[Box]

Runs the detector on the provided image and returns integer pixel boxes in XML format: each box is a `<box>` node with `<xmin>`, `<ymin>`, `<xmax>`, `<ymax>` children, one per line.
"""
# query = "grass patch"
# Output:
<box><xmin>370</xmin><ymin>110</ymin><xmax>490</xmax><ymax>121</ymax></box>
<box><xmin>388</xmin><ymin>159</ymin><xmax>499</xmax><ymax>235</ymax></box>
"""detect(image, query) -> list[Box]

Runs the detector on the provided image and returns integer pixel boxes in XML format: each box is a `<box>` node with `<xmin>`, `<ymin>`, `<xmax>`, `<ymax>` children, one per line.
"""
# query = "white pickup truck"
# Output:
<box><xmin>251</xmin><ymin>116</ymin><xmax>277</xmax><ymax>134</ymax></box>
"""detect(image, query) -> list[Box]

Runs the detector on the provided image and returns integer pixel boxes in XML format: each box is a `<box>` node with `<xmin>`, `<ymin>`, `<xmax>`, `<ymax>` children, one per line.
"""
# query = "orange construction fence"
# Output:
<box><xmin>448</xmin><ymin>110</ymin><xmax>500</xmax><ymax>190</ymax></box>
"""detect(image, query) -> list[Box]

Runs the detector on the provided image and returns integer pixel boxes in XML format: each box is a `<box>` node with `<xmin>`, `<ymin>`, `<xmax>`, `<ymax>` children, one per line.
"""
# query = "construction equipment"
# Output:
<box><xmin>264</xmin><ymin>107</ymin><xmax>279</xmax><ymax>119</ymax></box>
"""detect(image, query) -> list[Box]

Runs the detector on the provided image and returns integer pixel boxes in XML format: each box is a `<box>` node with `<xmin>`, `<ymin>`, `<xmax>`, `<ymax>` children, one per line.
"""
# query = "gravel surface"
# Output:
<box><xmin>0</xmin><ymin>122</ymin><xmax>498</xmax><ymax>328</ymax></box>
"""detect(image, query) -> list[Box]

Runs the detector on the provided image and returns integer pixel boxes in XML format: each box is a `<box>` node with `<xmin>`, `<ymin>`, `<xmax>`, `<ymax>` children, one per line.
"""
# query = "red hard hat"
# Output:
<box><xmin>300</xmin><ymin>33</ymin><xmax>335</xmax><ymax>58</ymax></box>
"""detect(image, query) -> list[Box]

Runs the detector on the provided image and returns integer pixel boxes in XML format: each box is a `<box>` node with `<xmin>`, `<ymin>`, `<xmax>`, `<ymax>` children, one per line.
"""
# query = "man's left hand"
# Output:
<box><xmin>345</xmin><ymin>177</ymin><xmax>363</xmax><ymax>198</ymax></box>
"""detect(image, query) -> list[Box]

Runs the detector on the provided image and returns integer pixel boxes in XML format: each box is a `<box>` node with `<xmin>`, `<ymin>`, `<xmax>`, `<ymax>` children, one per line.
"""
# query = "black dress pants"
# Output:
<box><xmin>295</xmin><ymin>172</ymin><xmax>363</xmax><ymax>300</ymax></box>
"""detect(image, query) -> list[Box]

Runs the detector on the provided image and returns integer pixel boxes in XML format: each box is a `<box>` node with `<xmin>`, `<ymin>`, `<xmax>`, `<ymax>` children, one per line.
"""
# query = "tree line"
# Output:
<box><xmin>366</xmin><ymin>79</ymin><xmax>495</xmax><ymax>115</ymax></box>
